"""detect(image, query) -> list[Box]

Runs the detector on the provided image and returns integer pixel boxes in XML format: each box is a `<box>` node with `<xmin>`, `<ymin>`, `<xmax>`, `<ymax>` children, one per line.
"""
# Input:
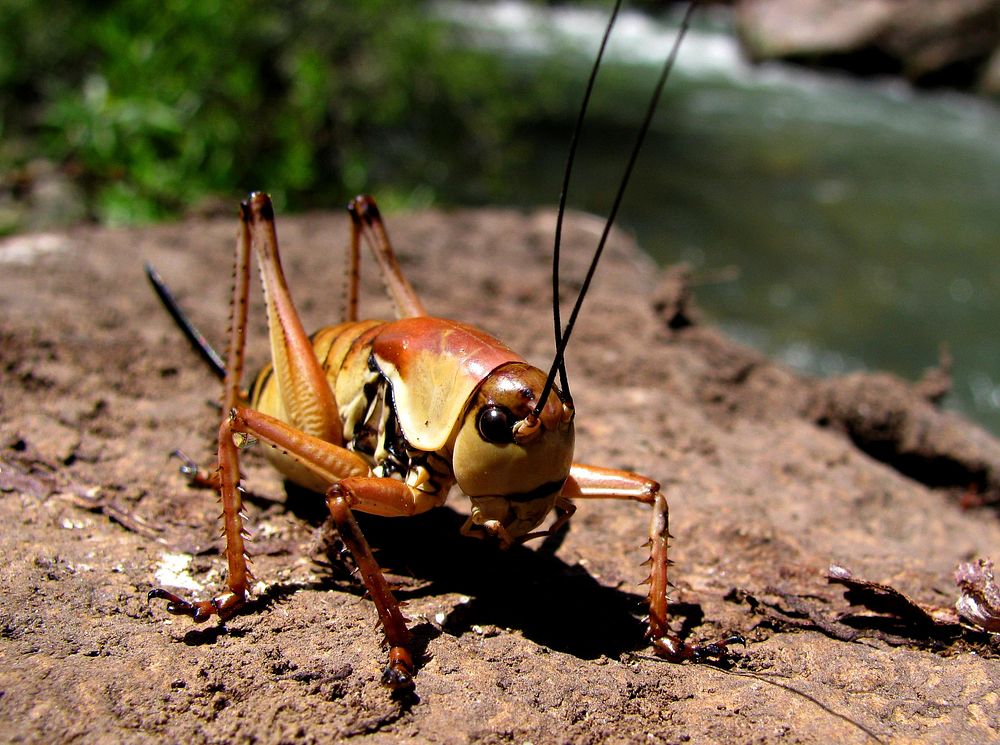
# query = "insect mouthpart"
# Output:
<box><xmin>468</xmin><ymin>487</ymin><xmax>561</xmax><ymax>546</ymax></box>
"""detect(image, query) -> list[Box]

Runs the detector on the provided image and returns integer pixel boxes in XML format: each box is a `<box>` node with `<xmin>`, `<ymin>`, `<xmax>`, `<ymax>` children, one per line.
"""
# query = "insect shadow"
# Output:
<box><xmin>282</xmin><ymin>481</ymin><xmax>704</xmax><ymax>661</ymax></box>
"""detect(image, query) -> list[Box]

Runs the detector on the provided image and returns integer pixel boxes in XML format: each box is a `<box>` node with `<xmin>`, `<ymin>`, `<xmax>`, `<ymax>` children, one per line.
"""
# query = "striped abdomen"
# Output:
<box><xmin>246</xmin><ymin>320</ymin><xmax>388</xmax><ymax>492</ymax></box>
<box><xmin>248</xmin><ymin>319</ymin><xmax>384</xmax><ymax>435</ymax></box>
<box><xmin>245</xmin><ymin>317</ymin><xmax>507</xmax><ymax>501</ymax></box>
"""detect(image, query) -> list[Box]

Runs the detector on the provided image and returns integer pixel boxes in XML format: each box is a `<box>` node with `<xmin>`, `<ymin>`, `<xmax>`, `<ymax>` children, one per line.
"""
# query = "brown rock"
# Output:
<box><xmin>1</xmin><ymin>207</ymin><xmax>998</xmax><ymax>742</ymax></box>
<box><xmin>736</xmin><ymin>0</ymin><xmax>1000</xmax><ymax>87</ymax></box>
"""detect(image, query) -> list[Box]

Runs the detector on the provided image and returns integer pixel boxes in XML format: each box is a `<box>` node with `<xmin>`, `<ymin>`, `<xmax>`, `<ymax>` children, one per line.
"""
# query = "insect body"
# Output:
<box><xmin>251</xmin><ymin>297</ymin><xmax>576</xmax><ymax>543</ymax></box>
<box><xmin>148</xmin><ymin>1</ymin><xmax>735</xmax><ymax>689</ymax></box>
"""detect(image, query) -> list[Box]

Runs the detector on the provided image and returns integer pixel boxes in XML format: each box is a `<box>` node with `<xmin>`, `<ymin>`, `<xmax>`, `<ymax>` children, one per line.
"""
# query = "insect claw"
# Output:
<box><xmin>381</xmin><ymin>665</ymin><xmax>414</xmax><ymax>690</ymax></box>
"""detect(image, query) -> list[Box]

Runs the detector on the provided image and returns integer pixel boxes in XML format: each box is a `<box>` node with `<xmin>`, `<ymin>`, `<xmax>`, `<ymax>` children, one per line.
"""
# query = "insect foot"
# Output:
<box><xmin>169</xmin><ymin>449</ymin><xmax>221</xmax><ymax>490</ymax></box>
<box><xmin>147</xmin><ymin>588</ymin><xmax>245</xmax><ymax>623</ymax></box>
<box><xmin>651</xmin><ymin>632</ymin><xmax>746</xmax><ymax>662</ymax></box>
<box><xmin>382</xmin><ymin>647</ymin><xmax>415</xmax><ymax>690</ymax></box>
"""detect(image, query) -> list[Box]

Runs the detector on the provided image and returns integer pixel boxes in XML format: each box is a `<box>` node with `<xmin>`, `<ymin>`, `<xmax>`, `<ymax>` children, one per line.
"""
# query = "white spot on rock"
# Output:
<box><xmin>154</xmin><ymin>552</ymin><xmax>203</xmax><ymax>592</ymax></box>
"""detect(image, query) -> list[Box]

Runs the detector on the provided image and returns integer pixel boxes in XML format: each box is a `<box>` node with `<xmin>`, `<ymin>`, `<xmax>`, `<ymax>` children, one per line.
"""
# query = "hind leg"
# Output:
<box><xmin>347</xmin><ymin>195</ymin><xmax>427</xmax><ymax>319</ymax></box>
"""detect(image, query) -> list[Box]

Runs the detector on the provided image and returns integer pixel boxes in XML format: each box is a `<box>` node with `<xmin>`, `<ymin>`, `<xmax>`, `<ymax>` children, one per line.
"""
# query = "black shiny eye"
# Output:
<box><xmin>477</xmin><ymin>405</ymin><xmax>515</xmax><ymax>444</ymax></box>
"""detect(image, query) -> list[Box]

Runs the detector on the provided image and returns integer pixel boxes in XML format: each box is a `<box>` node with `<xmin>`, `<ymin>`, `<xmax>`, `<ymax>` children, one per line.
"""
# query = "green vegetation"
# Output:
<box><xmin>0</xmin><ymin>0</ymin><xmax>560</xmax><ymax>227</ymax></box>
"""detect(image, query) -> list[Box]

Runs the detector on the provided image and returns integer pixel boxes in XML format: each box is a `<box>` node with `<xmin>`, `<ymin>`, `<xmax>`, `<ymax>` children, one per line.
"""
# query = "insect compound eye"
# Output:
<box><xmin>476</xmin><ymin>405</ymin><xmax>515</xmax><ymax>444</ymax></box>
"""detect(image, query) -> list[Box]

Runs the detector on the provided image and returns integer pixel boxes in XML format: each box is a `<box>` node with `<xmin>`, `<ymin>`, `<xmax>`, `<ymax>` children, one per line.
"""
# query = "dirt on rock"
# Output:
<box><xmin>1</xmin><ymin>206</ymin><xmax>998</xmax><ymax>744</ymax></box>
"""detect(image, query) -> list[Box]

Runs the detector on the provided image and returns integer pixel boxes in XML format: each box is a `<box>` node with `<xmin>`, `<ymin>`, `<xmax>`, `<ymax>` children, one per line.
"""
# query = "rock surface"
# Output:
<box><xmin>734</xmin><ymin>0</ymin><xmax>1000</xmax><ymax>92</ymax></box>
<box><xmin>1</xmin><ymin>207</ymin><xmax>998</xmax><ymax>743</ymax></box>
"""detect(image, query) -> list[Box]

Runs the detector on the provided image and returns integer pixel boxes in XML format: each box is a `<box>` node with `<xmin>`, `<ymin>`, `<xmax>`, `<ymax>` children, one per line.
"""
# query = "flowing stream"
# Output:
<box><xmin>438</xmin><ymin>1</ymin><xmax>1000</xmax><ymax>435</ymax></box>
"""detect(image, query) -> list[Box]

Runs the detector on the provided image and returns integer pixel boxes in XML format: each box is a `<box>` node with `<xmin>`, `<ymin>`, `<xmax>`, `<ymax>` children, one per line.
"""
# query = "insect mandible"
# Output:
<box><xmin>146</xmin><ymin>0</ymin><xmax>737</xmax><ymax>689</ymax></box>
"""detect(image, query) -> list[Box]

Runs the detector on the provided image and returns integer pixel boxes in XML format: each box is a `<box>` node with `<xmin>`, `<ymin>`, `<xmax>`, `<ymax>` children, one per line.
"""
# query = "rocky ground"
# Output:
<box><xmin>1</xmin><ymin>206</ymin><xmax>998</xmax><ymax>743</ymax></box>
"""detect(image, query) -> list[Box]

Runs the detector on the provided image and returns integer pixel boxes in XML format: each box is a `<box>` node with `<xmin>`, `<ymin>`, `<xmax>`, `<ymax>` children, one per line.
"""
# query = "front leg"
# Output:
<box><xmin>564</xmin><ymin>463</ymin><xmax>740</xmax><ymax>661</ymax></box>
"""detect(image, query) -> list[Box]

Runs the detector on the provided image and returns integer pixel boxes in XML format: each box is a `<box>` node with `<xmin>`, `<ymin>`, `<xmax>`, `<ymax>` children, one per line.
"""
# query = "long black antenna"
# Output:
<box><xmin>550</xmin><ymin>0</ymin><xmax>624</xmax><ymax>405</ymax></box>
<box><xmin>145</xmin><ymin>262</ymin><xmax>227</xmax><ymax>380</ymax></box>
<box><xmin>534</xmin><ymin>1</ymin><xmax>698</xmax><ymax>418</ymax></box>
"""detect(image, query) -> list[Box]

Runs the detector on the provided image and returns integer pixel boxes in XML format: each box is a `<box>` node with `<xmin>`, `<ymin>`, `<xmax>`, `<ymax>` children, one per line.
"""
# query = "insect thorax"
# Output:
<box><xmin>340</xmin><ymin>358</ymin><xmax>454</xmax><ymax>502</ymax></box>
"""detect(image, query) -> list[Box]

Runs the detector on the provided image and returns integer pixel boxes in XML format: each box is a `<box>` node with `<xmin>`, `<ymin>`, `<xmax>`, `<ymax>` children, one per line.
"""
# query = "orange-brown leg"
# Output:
<box><xmin>223</xmin><ymin>198</ymin><xmax>253</xmax><ymax>415</ymax></box>
<box><xmin>564</xmin><ymin>463</ymin><xmax>741</xmax><ymax>661</ymax></box>
<box><xmin>327</xmin><ymin>477</ymin><xmax>421</xmax><ymax>688</ymax></box>
<box><xmin>159</xmin><ymin>201</ymin><xmax>253</xmax><ymax>490</ymax></box>
<box><xmin>226</xmin><ymin>410</ymin><xmax>434</xmax><ymax>687</ymax></box>
<box><xmin>245</xmin><ymin>193</ymin><xmax>343</xmax><ymax>443</ymax></box>
<box><xmin>347</xmin><ymin>195</ymin><xmax>427</xmax><ymax>320</ymax></box>
<box><xmin>229</xmin><ymin>412</ymin><xmax>437</xmax><ymax>688</ymax></box>
<box><xmin>164</xmin><ymin>193</ymin><xmax>339</xmax><ymax>484</ymax></box>
<box><xmin>153</xmin><ymin>405</ymin><xmax>439</xmax><ymax>687</ymax></box>
<box><xmin>148</xmin><ymin>410</ymin><xmax>297</xmax><ymax>623</ymax></box>
<box><xmin>152</xmin><ymin>192</ymin><xmax>345</xmax><ymax>619</ymax></box>
<box><xmin>342</xmin><ymin>196</ymin><xmax>362</xmax><ymax>323</ymax></box>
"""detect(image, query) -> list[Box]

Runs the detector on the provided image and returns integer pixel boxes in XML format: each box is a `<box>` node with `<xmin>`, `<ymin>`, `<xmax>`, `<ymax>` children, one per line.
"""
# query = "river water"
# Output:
<box><xmin>438</xmin><ymin>2</ymin><xmax>1000</xmax><ymax>435</ymax></box>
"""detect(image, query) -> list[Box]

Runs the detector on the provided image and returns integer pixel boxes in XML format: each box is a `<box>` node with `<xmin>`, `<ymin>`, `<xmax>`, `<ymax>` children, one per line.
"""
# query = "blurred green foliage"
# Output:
<box><xmin>0</xmin><ymin>0</ymin><xmax>547</xmax><ymax>225</ymax></box>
